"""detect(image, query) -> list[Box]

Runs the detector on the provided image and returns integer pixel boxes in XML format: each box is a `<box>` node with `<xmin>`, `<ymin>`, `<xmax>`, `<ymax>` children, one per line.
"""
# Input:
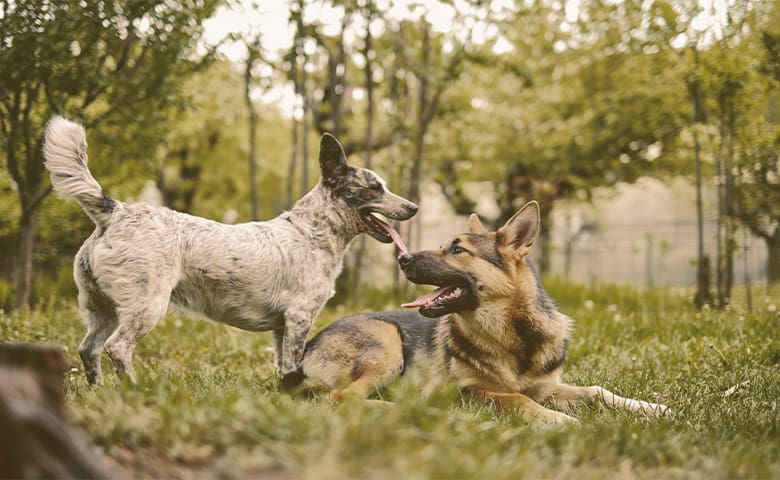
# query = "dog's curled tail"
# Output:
<box><xmin>43</xmin><ymin>116</ymin><xmax>115</xmax><ymax>227</ymax></box>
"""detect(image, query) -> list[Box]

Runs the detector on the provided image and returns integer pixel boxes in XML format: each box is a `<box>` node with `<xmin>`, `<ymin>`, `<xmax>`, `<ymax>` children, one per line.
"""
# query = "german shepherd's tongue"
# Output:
<box><xmin>401</xmin><ymin>286</ymin><xmax>451</xmax><ymax>308</ymax></box>
<box><xmin>377</xmin><ymin>220</ymin><xmax>408</xmax><ymax>253</ymax></box>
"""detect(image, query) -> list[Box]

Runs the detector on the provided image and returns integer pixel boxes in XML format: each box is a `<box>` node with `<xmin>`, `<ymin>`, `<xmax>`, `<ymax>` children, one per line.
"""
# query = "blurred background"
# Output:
<box><xmin>1</xmin><ymin>0</ymin><xmax>778</xmax><ymax>311</ymax></box>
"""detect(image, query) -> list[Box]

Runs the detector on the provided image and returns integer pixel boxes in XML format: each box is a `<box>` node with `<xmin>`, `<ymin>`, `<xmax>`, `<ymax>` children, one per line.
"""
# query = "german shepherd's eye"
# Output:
<box><xmin>449</xmin><ymin>245</ymin><xmax>467</xmax><ymax>255</ymax></box>
<box><xmin>369</xmin><ymin>183</ymin><xmax>384</xmax><ymax>192</ymax></box>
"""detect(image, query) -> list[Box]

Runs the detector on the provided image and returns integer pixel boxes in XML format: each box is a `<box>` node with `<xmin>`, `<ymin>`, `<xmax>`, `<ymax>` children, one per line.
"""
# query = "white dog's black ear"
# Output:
<box><xmin>319</xmin><ymin>133</ymin><xmax>349</xmax><ymax>184</ymax></box>
<box><xmin>497</xmin><ymin>201</ymin><xmax>540</xmax><ymax>253</ymax></box>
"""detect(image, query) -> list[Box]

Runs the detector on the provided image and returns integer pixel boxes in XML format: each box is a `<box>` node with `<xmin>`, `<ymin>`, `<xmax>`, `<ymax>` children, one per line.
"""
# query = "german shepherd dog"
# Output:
<box><xmin>43</xmin><ymin>116</ymin><xmax>417</xmax><ymax>385</ymax></box>
<box><xmin>301</xmin><ymin>201</ymin><xmax>668</xmax><ymax>423</ymax></box>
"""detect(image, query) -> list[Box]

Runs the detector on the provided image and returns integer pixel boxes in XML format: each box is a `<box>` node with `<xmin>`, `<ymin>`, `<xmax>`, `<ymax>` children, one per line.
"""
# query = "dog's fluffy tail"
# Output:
<box><xmin>43</xmin><ymin>116</ymin><xmax>115</xmax><ymax>227</ymax></box>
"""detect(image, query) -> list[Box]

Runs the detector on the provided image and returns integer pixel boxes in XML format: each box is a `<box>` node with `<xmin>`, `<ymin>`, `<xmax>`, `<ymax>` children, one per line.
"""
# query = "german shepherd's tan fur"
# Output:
<box><xmin>302</xmin><ymin>201</ymin><xmax>668</xmax><ymax>423</ymax></box>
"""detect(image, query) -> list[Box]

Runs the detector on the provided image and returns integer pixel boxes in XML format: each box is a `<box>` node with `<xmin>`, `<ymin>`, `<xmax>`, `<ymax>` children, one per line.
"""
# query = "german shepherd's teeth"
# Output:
<box><xmin>431</xmin><ymin>286</ymin><xmax>462</xmax><ymax>305</ymax></box>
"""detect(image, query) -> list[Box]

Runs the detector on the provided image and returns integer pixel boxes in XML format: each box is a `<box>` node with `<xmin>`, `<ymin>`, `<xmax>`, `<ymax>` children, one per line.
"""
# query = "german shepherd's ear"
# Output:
<box><xmin>496</xmin><ymin>201</ymin><xmax>540</xmax><ymax>254</ymax></box>
<box><xmin>319</xmin><ymin>133</ymin><xmax>350</xmax><ymax>184</ymax></box>
<box><xmin>467</xmin><ymin>213</ymin><xmax>487</xmax><ymax>234</ymax></box>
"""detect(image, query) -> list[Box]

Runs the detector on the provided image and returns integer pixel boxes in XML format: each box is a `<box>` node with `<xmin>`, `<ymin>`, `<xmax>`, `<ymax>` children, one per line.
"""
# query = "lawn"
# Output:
<box><xmin>1</xmin><ymin>281</ymin><xmax>778</xmax><ymax>479</ymax></box>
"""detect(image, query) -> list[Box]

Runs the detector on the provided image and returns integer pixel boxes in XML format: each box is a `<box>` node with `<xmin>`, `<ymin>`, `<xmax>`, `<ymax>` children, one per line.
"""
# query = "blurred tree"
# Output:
<box><xmin>731</xmin><ymin>1</ymin><xmax>780</xmax><ymax>285</ymax></box>
<box><xmin>430</xmin><ymin>0</ymin><xmax>689</xmax><ymax>273</ymax></box>
<box><xmin>0</xmin><ymin>0</ymin><xmax>222</xmax><ymax>308</ymax></box>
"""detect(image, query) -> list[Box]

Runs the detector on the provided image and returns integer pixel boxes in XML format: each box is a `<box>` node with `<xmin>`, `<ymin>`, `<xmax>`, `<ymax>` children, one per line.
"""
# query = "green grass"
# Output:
<box><xmin>1</xmin><ymin>282</ymin><xmax>779</xmax><ymax>479</ymax></box>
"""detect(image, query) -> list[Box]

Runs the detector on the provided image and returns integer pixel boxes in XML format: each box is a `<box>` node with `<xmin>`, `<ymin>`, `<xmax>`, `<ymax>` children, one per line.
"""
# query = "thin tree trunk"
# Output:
<box><xmin>14</xmin><ymin>210</ymin><xmax>37</xmax><ymax>309</ymax></box>
<box><xmin>768</xmin><ymin>228</ymin><xmax>780</xmax><ymax>285</ymax></box>
<box><xmin>742</xmin><ymin>229</ymin><xmax>752</xmax><ymax>312</ymax></box>
<box><xmin>301</xmin><ymin>59</ymin><xmax>310</xmax><ymax>194</ymax></box>
<box><xmin>288</xmin><ymin>118</ymin><xmax>299</xmax><ymax>209</ymax></box>
<box><xmin>351</xmin><ymin>10</ymin><xmax>377</xmax><ymax>295</ymax></box>
<box><xmin>245</xmin><ymin>52</ymin><xmax>259</xmax><ymax>220</ymax></box>
<box><xmin>537</xmin><ymin>207</ymin><xmax>552</xmax><ymax>275</ymax></box>
<box><xmin>690</xmin><ymin>50</ymin><xmax>711</xmax><ymax>308</ymax></box>
<box><xmin>406</xmin><ymin>20</ymin><xmax>431</xmax><ymax>253</ymax></box>
<box><xmin>716</xmin><ymin>104</ymin><xmax>725</xmax><ymax>305</ymax></box>
<box><xmin>723</xmin><ymin>98</ymin><xmax>736</xmax><ymax>303</ymax></box>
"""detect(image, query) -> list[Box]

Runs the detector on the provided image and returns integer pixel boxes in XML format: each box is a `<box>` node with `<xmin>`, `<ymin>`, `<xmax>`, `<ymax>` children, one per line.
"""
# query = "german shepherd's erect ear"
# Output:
<box><xmin>467</xmin><ymin>213</ymin><xmax>488</xmax><ymax>234</ymax></box>
<box><xmin>319</xmin><ymin>133</ymin><xmax>350</xmax><ymax>186</ymax></box>
<box><xmin>496</xmin><ymin>201</ymin><xmax>540</xmax><ymax>255</ymax></box>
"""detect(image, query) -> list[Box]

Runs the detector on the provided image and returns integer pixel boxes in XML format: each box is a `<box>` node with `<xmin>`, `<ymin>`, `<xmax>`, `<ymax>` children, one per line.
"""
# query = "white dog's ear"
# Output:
<box><xmin>467</xmin><ymin>213</ymin><xmax>487</xmax><ymax>234</ymax></box>
<box><xmin>497</xmin><ymin>201</ymin><xmax>540</xmax><ymax>254</ymax></box>
<box><xmin>319</xmin><ymin>133</ymin><xmax>350</xmax><ymax>184</ymax></box>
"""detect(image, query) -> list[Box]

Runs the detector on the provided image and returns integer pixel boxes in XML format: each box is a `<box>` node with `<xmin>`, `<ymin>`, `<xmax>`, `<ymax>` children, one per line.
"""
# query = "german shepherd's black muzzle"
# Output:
<box><xmin>398</xmin><ymin>251</ymin><xmax>479</xmax><ymax>317</ymax></box>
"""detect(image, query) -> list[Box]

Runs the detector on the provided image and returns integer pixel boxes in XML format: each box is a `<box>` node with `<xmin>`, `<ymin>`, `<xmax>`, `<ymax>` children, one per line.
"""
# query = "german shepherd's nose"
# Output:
<box><xmin>397</xmin><ymin>252</ymin><xmax>413</xmax><ymax>267</ymax></box>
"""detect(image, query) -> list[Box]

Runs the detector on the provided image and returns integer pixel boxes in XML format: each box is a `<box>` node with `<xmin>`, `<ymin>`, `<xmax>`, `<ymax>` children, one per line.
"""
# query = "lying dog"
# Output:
<box><xmin>301</xmin><ymin>201</ymin><xmax>668</xmax><ymax>423</ymax></box>
<box><xmin>43</xmin><ymin>116</ymin><xmax>417</xmax><ymax>385</ymax></box>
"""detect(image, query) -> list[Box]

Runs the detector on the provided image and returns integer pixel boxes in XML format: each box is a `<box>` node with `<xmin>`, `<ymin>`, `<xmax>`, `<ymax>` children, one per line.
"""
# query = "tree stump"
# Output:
<box><xmin>0</xmin><ymin>343</ymin><xmax>112</xmax><ymax>479</ymax></box>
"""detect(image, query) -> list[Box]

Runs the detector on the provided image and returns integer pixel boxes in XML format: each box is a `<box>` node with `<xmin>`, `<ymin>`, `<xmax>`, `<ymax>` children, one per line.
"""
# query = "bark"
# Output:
<box><xmin>350</xmin><ymin>8</ymin><xmax>377</xmax><ymax>295</ymax></box>
<box><xmin>769</xmin><ymin>228</ymin><xmax>780</xmax><ymax>284</ymax></box>
<box><xmin>287</xmin><ymin>17</ymin><xmax>303</xmax><ymax>209</ymax></box>
<box><xmin>742</xmin><ymin>229</ymin><xmax>752</xmax><ymax>312</ymax></box>
<box><xmin>723</xmin><ymin>99</ymin><xmax>736</xmax><ymax>302</ymax></box>
<box><xmin>14</xmin><ymin>210</ymin><xmax>37</xmax><ymax>309</ymax></box>
<box><xmin>301</xmin><ymin>62</ymin><xmax>310</xmax><ymax>194</ymax></box>
<box><xmin>245</xmin><ymin>48</ymin><xmax>259</xmax><ymax>221</ymax></box>
<box><xmin>0</xmin><ymin>343</ymin><xmax>113</xmax><ymax>479</ymax></box>
<box><xmin>537</xmin><ymin>207</ymin><xmax>552</xmax><ymax>275</ymax></box>
<box><xmin>716</xmin><ymin>104</ymin><xmax>725</xmax><ymax>304</ymax></box>
<box><xmin>689</xmin><ymin>50</ymin><xmax>712</xmax><ymax>308</ymax></box>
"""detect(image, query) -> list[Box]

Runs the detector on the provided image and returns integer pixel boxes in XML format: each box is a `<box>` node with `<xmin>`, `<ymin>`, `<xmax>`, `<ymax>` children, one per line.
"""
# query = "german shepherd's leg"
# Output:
<box><xmin>481</xmin><ymin>391</ymin><xmax>578</xmax><ymax>424</ymax></box>
<box><xmin>303</xmin><ymin>317</ymin><xmax>405</xmax><ymax>402</ymax></box>
<box><xmin>547</xmin><ymin>383</ymin><xmax>669</xmax><ymax>416</ymax></box>
<box><xmin>330</xmin><ymin>351</ymin><xmax>403</xmax><ymax>402</ymax></box>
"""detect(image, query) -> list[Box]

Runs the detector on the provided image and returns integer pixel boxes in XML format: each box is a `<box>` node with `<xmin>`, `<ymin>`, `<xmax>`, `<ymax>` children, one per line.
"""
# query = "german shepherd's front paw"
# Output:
<box><xmin>641</xmin><ymin>402</ymin><xmax>671</xmax><ymax>416</ymax></box>
<box><xmin>535</xmin><ymin>409</ymin><xmax>579</xmax><ymax>425</ymax></box>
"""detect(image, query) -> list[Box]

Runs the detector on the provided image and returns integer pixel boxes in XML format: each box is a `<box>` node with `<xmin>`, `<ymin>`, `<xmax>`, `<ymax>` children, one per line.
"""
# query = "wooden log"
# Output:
<box><xmin>0</xmin><ymin>343</ymin><xmax>113</xmax><ymax>479</ymax></box>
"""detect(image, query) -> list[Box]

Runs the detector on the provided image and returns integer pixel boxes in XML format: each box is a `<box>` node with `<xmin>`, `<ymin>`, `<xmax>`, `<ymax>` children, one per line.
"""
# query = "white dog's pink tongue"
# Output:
<box><xmin>401</xmin><ymin>286</ymin><xmax>449</xmax><ymax>308</ymax></box>
<box><xmin>378</xmin><ymin>220</ymin><xmax>408</xmax><ymax>253</ymax></box>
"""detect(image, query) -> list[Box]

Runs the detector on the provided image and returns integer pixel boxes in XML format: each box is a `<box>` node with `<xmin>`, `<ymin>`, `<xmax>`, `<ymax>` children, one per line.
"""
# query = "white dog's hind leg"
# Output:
<box><xmin>104</xmin><ymin>294</ymin><xmax>170</xmax><ymax>383</ymax></box>
<box><xmin>78</xmin><ymin>297</ymin><xmax>118</xmax><ymax>385</ymax></box>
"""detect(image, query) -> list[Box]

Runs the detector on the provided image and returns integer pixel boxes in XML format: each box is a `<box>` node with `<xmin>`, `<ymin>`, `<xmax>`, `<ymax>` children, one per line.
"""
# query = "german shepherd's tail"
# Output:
<box><xmin>43</xmin><ymin>116</ymin><xmax>115</xmax><ymax>227</ymax></box>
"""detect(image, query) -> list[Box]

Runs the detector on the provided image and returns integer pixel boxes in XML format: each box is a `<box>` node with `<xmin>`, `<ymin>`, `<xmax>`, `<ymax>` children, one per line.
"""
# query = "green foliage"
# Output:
<box><xmin>1</xmin><ymin>282</ymin><xmax>778</xmax><ymax>478</ymax></box>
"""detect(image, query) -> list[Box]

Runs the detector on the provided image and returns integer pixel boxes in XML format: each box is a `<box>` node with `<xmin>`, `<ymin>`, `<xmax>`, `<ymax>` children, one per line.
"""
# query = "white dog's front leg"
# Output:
<box><xmin>280</xmin><ymin>307</ymin><xmax>314</xmax><ymax>376</ymax></box>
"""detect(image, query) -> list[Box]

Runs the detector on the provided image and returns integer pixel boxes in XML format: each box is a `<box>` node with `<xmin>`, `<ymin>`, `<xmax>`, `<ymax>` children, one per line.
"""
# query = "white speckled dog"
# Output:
<box><xmin>43</xmin><ymin>116</ymin><xmax>417</xmax><ymax>386</ymax></box>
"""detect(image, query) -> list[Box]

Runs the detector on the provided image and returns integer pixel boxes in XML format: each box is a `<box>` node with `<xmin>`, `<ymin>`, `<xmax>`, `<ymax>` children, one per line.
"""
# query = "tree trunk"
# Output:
<box><xmin>301</xmin><ymin>66</ymin><xmax>310</xmax><ymax>194</ymax></box>
<box><xmin>716</xmin><ymin>104</ymin><xmax>725</xmax><ymax>305</ymax></box>
<box><xmin>288</xmin><ymin>118</ymin><xmax>299</xmax><ymax>209</ymax></box>
<box><xmin>14</xmin><ymin>210</ymin><xmax>37</xmax><ymax>309</ymax></box>
<box><xmin>245</xmin><ymin>50</ymin><xmax>259</xmax><ymax>221</ymax></box>
<box><xmin>768</xmin><ymin>228</ymin><xmax>780</xmax><ymax>284</ymax></box>
<box><xmin>406</xmin><ymin>20</ymin><xmax>431</xmax><ymax>253</ymax></box>
<box><xmin>537</xmin><ymin>207</ymin><xmax>552</xmax><ymax>275</ymax></box>
<box><xmin>689</xmin><ymin>52</ymin><xmax>712</xmax><ymax>308</ymax></box>
<box><xmin>350</xmin><ymin>12</ymin><xmax>377</xmax><ymax>296</ymax></box>
<box><xmin>723</xmin><ymin>99</ymin><xmax>736</xmax><ymax>303</ymax></box>
<box><xmin>0</xmin><ymin>343</ymin><xmax>113</xmax><ymax>478</ymax></box>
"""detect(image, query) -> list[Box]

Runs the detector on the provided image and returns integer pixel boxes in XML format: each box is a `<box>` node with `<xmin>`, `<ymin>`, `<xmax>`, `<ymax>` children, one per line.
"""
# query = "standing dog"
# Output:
<box><xmin>302</xmin><ymin>201</ymin><xmax>668</xmax><ymax>423</ymax></box>
<box><xmin>43</xmin><ymin>116</ymin><xmax>417</xmax><ymax>385</ymax></box>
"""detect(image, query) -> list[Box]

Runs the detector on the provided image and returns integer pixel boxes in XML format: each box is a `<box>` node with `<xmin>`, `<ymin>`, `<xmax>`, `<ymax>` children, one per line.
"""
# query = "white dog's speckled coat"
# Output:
<box><xmin>43</xmin><ymin>116</ymin><xmax>417</xmax><ymax>385</ymax></box>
